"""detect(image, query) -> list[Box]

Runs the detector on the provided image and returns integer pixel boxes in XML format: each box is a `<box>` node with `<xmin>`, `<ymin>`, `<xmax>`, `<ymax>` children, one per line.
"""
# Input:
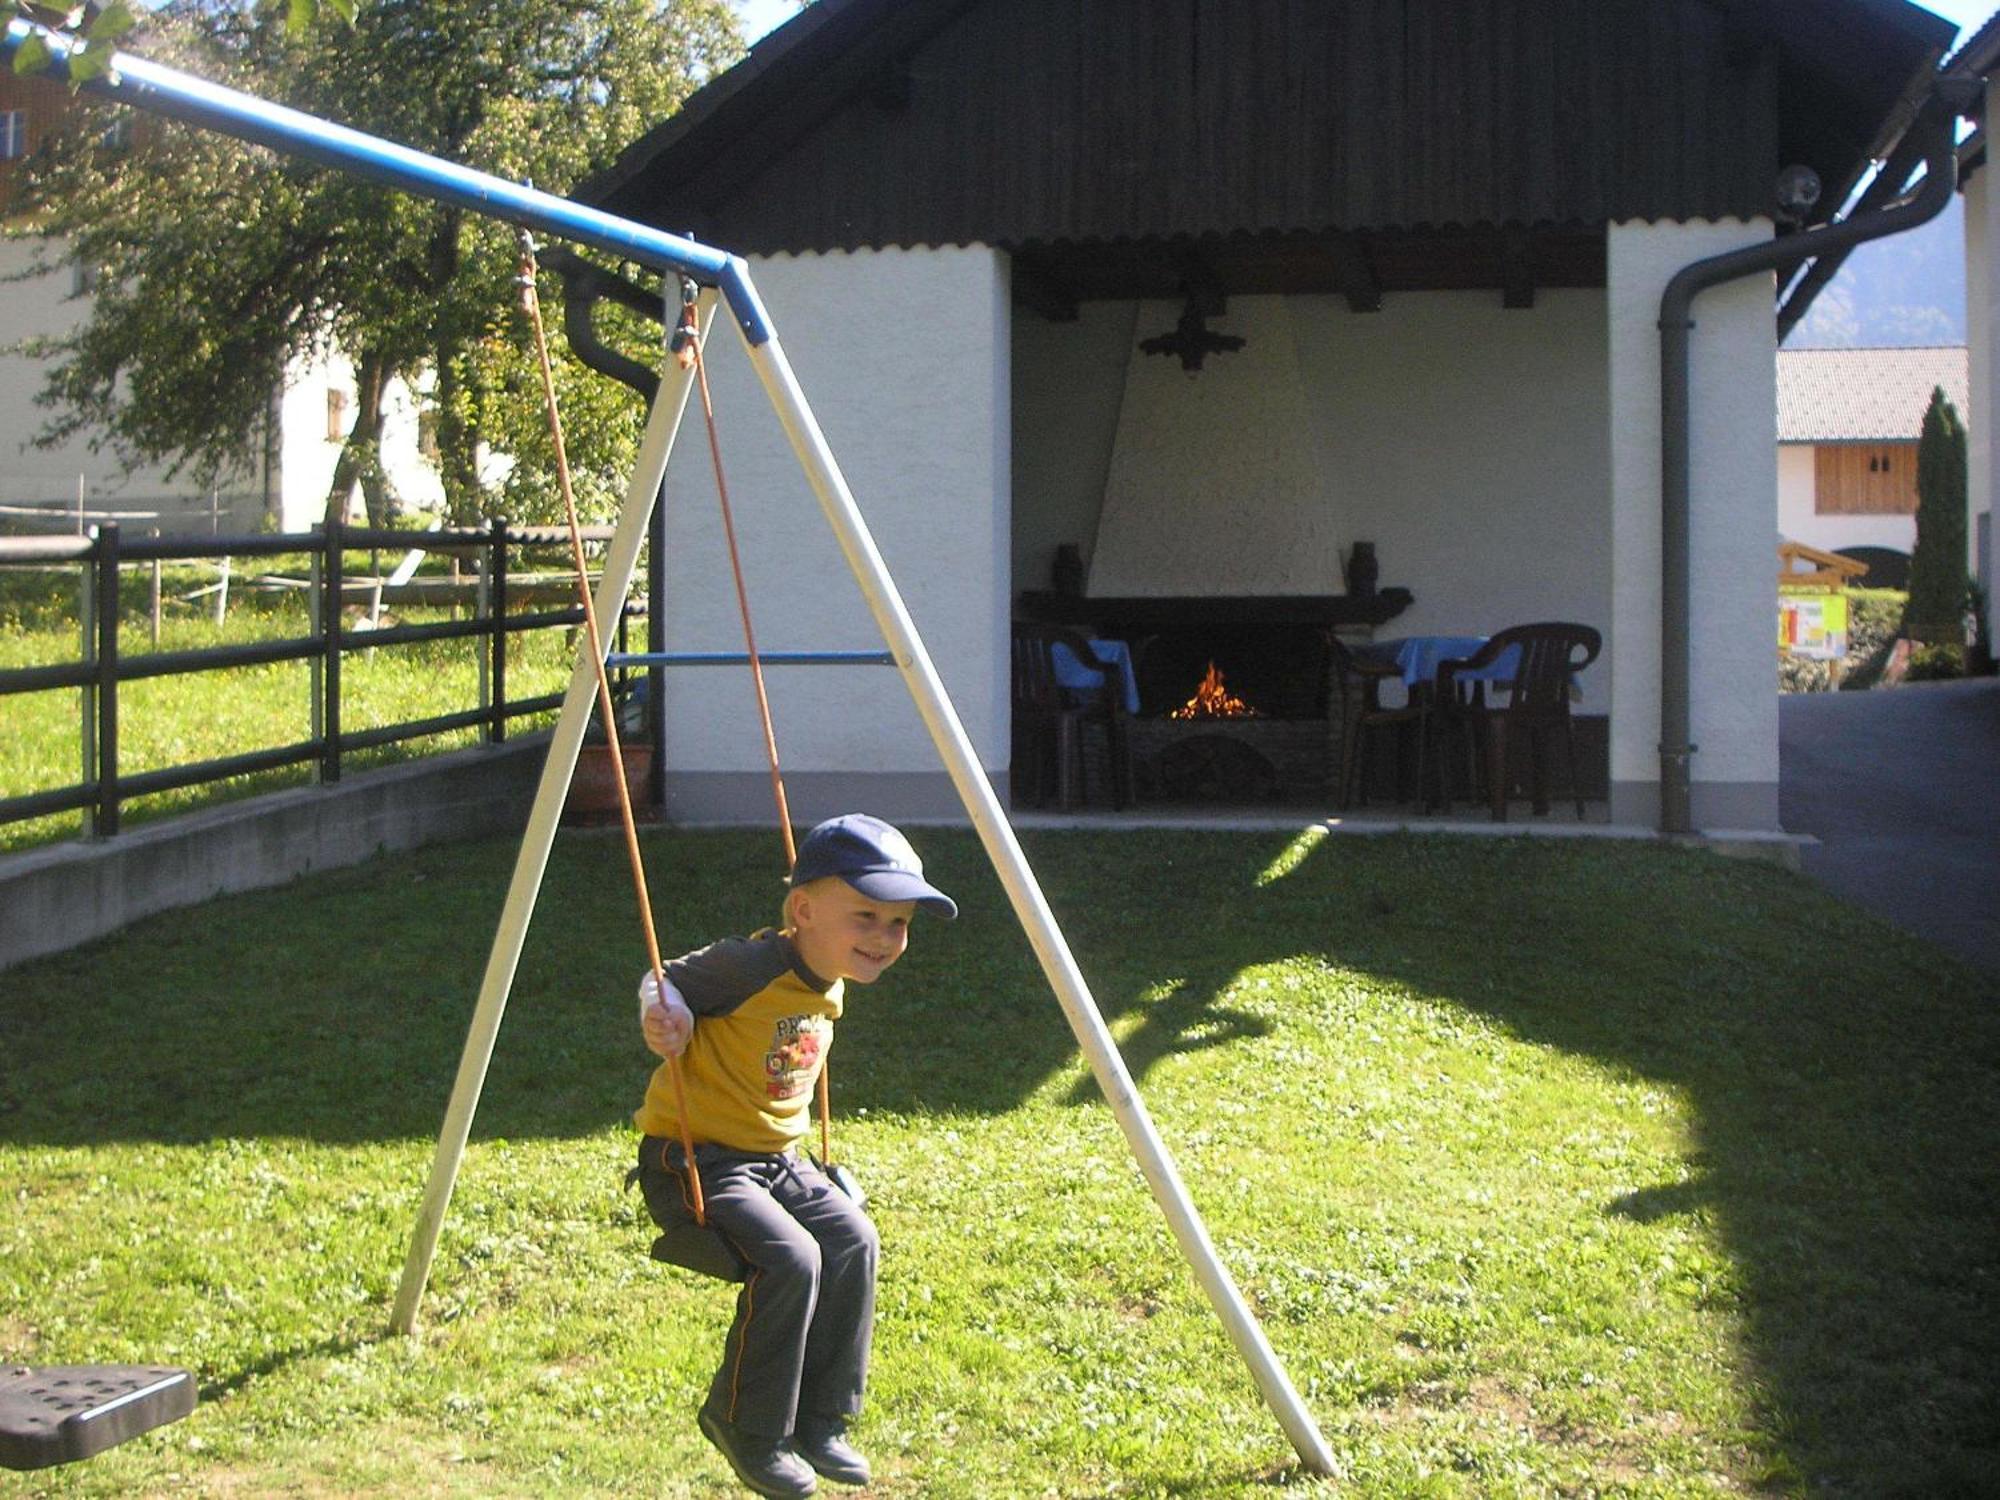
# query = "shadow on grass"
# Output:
<box><xmin>200</xmin><ymin>1333</ymin><xmax>371</xmax><ymax>1404</ymax></box>
<box><xmin>4</xmin><ymin>824</ymin><xmax>1997</xmax><ymax>1492</ymax></box>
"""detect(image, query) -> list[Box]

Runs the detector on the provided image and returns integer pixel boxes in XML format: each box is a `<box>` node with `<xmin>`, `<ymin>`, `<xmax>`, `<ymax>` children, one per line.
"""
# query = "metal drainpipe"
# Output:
<box><xmin>1655</xmin><ymin>79</ymin><xmax>1979</xmax><ymax>834</ymax></box>
<box><xmin>548</xmin><ymin>252</ymin><xmax>672</xmax><ymax>807</ymax></box>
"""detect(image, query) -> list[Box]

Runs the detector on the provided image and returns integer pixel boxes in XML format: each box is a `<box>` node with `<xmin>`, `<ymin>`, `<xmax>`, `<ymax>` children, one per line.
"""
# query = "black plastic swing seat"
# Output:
<box><xmin>0</xmin><ymin>1364</ymin><xmax>196</xmax><ymax>1470</ymax></box>
<box><xmin>649</xmin><ymin>1223</ymin><xmax>748</xmax><ymax>1283</ymax></box>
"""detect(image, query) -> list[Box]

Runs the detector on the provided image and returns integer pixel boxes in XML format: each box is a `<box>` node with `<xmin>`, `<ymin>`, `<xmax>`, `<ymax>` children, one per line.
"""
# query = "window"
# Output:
<box><xmin>0</xmin><ymin>110</ymin><xmax>27</xmax><ymax>161</ymax></box>
<box><xmin>1814</xmin><ymin>444</ymin><xmax>1918</xmax><ymax>515</ymax></box>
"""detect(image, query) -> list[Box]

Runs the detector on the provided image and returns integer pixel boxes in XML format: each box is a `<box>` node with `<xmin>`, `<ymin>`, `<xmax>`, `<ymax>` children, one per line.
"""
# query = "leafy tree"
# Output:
<box><xmin>8</xmin><ymin>0</ymin><xmax>739</xmax><ymax>525</ymax></box>
<box><xmin>1904</xmin><ymin>384</ymin><xmax>1969</xmax><ymax>647</ymax></box>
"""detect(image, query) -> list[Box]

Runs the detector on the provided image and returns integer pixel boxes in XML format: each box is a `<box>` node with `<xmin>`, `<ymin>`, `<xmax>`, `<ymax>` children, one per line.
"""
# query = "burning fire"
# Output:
<box><xmin>1169</xmin><ymin>662</ymin><xmax>1260</xmax><ymax>720</ymax></box>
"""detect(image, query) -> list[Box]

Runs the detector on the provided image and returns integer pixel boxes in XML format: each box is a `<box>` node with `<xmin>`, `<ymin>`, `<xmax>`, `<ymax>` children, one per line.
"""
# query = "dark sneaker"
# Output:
<box><xmin>793</xmin><ymin>1421</ymin><xmax>872</xmax><ymax>1487</ymax></box>
<box><xmin>698</xmin><ymin>1408</ymin><xmax>818</xmax><ymax>1498</ymax></box>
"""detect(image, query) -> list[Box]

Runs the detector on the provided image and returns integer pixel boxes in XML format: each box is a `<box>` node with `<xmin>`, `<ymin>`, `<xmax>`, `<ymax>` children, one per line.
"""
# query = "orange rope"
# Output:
<box><xmin>679</xmin><ymin>290</ymin><xmax>836</xmax><ymax>1167</ymax></box>
<box><xmin>517</xmin><ymin>237</ymin><xmax>705</xmax><ymax>1224</ymax></box>
<box><xmin>681</xmin><ymin>294</ymin><xmax>797</xmax><ymax>872</ymax></box>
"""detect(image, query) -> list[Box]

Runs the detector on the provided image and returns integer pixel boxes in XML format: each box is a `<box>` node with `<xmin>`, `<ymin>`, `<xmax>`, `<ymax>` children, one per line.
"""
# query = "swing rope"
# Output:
<box><xmin>675</xmin><ymin>285</ymin><xmax>798</xmax><ymax>873</ymax></box>
<box><xmin>518</xmin><ymin>239</ymin><xmax>840</xmax><ymax>1206</ymax></box>
<box><xmin>674</xmin><ymin>285</ymin><xmax>838</xmax><ymax>1171</ymax></box>
<box><xmin>516</xmin><ymin>235</ymin><xmax>706</xmax><ymax>1223</ymax></box>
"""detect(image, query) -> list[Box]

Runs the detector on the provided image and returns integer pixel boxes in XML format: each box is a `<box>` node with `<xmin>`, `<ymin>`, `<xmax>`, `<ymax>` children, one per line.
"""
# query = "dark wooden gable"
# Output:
<box><xmin>585</xmin><ymin>0</ymin><xmax>1950</xmax><ymax>300</ymax></box>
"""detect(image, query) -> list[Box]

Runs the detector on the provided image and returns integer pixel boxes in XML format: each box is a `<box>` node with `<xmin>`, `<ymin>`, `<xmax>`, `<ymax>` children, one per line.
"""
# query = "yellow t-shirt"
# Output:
<box><xmin>633</xmin><ymin>929</ymin><xmax>844</xmax><ymax>1154</ymax></box>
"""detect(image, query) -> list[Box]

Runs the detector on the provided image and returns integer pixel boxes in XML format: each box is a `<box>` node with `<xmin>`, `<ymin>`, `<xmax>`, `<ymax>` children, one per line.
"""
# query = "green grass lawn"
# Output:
<box><xmin>2</xmin><ymin>829</ymin><xmax>1995</xmax><ymax>1497</ymax></box>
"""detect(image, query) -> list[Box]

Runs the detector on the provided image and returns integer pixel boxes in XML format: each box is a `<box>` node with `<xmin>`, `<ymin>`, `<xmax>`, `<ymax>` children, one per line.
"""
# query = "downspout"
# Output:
<box><xmin>1655</xmin><ymin>80</ymin><xmax>1979</xmax><ymax>834</ymax></box>
<box><xmin>544</xmin><ymin>247</ymin><xmax>672</xmax><ymax>809</ymax></box>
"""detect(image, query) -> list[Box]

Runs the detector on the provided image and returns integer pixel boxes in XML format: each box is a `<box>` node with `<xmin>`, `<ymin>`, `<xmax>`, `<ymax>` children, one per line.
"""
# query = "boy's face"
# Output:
<box><xmin>791</xmin><ymin>877</ymin><xmax>916</xmax><ymax>985</ymax></box>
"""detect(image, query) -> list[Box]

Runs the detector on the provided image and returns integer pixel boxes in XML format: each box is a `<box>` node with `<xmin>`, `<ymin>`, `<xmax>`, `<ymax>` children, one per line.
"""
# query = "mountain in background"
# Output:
<box><xmin>1784</xmin><ymin>195</ymin><xmax>1967</xmax><ymax>348</ymax></box>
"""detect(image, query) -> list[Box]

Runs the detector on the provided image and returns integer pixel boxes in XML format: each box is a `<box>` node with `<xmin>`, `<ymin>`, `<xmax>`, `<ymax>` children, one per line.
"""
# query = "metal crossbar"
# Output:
<box><xmin>604</xmin><ymin>650</ymin><xmax>895</xmax><ymax>668</ymax></box>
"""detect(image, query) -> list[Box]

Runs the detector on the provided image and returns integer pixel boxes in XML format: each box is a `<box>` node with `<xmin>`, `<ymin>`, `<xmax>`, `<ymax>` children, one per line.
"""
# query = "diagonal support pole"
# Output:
<box><xmin>736</xmin><ymin>329</ymin><xmax>1339</xmax><ymax>1477</ymax></box>
<box><xmin>388</xmin><ymin>297</ymin><xmax>714</xmax><ymax>1336</ymax></box>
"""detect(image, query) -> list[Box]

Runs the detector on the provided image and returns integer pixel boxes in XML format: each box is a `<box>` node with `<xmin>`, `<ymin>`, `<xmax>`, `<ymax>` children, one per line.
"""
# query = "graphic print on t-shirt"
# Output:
<box><xmin>765</xmin><ymin>1014</ymin><xmax>827</xmax><ymax>1100</ymax></box>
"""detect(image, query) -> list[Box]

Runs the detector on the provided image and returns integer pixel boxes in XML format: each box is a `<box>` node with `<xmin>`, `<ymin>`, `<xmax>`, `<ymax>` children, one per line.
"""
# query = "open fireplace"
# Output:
<box><xmin>1015</xmin><ymin>587</ymin><xmax>1414</xmax><ymax>801</ymax></box>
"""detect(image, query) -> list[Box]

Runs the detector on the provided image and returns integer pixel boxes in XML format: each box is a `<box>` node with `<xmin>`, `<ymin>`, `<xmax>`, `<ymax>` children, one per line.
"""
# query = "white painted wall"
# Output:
<box><xmin>1775</xmin><ymin>442</ymin><xmax>1915</xmax><ymax>557</ymax></box>
<box><xmin>1971</xmin><ymin>167</ymin><xmax>1997</xmax><ymax>608</ymax></box>
<box><xmin>1091</xmin><ymin>297</ymin><xmax>1350</xmax><ymax>595</ymax></box>
<box><xmin>654</xmin><ymin>245</ymin><xmax>1011</xmax><ymax>818</ymax></box>
<box><xmin>1012</xmin><ymin>300</ymin><xmax>1132</xmax><ymax>594</ymax></box>
<box><xmin>1607</xmin><ymin>218</ymin><xmax>1779</xmax><ymax>831</ymax></box>
<box><xmin>1290</xmin><ymin>290</ymin><xmax>1613</xmax><ymax>639</ymax></box>
<box><xmin>1015</xmin><ymin>289</ymin><xmax>1614</xmax><ymax>636</ymax></box>
<box><xmin>0</xmin><ymin>237</ymin><xmax>257</xmax><ymax>532</ymax></box>
<box><xmin>272</xmin><ymin>350</ymin><xmax>445</xmax><ymax>531</ymax></box>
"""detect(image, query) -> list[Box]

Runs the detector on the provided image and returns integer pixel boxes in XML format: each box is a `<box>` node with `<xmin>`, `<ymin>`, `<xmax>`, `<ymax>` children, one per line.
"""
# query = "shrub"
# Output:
<box><xmin>1905</xmin><ymin>642</ymin><xmax>1966</xmax><ymax>681</ymax></box>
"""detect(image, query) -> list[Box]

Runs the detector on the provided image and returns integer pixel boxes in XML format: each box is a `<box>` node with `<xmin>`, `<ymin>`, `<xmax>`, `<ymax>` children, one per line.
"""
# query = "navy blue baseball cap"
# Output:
<box><xmin>790</xmin><ymin>814</ymin><xmax>958</xmax><ymax>919</ymax></box>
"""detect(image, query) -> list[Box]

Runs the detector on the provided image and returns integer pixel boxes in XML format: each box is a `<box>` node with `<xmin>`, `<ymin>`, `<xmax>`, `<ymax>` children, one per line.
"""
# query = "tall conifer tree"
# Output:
<box><xmin>1905</xmin><ymin>385</ymin><xmax>1968</xmax><ymax>646</ymax></box>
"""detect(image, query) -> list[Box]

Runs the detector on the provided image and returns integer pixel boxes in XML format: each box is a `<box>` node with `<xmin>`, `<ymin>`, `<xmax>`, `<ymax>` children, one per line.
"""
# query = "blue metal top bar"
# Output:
<box><xmin>608</xmin><ymin>651</ymin><xmax>897</xmax><ymax>668</ymax></box>
<box><xmin>0</xmin><ymin>18</ymin><xmax>775</xmax><ymax>346</ymax></box>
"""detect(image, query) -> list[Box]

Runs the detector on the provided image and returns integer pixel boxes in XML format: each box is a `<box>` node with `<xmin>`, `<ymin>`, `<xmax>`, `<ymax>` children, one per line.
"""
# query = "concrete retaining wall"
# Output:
<box><xmin>0</xmin><ymin>737</ymin><xmax>548</xmax><ymax>972</ymax></box>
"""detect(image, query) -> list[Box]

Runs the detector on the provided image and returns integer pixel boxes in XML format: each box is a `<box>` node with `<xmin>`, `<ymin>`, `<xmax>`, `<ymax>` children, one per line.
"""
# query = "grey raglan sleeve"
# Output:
<box><xmin>663</xmin><ymin>934</ymin><xmax>794</xmax><ymax>1017</ymax></box>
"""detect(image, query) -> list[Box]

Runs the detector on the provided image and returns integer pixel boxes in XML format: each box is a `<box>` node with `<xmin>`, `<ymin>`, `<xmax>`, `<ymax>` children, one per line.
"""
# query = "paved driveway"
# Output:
<box><xmin>1779</xmin><ymin>677</ymin><xmax>2000</xmax><ymax>975</ymax></box>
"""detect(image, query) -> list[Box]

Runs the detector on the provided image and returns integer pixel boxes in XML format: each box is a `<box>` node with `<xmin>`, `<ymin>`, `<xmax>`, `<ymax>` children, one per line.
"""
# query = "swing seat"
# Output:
<box><xmin>649</xmin><ymin>1222</ymin><xmax>748</xmax><ymax>1283</ymax></box>
<box><xmin>0</xmin><ymin>1365</ymin><xmax>196</xmax><ymax>1471</ymax></box>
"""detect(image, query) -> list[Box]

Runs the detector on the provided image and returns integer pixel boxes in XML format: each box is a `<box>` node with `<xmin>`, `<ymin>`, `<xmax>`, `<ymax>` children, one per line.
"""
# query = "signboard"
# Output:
<box><xmin>1779</xmin><ymin>592</ymin><xmax>1848</xmax><ymax>660</ymax></box>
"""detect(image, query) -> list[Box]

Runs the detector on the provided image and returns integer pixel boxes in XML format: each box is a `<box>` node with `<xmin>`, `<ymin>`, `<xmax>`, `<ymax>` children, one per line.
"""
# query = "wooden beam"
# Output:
<box><xmin>1502</xmin><ymin>228</ymin><xmax>1536</xmax><ymax>310</ymax></box>
<box><xmin>1324</xmin><ymin>234</ymin><xmax>1381</xmax><ymax>312</ymax></box>
<box><xmin>1011</xmin><ymin>254</ymin><xmax>1079</xmax><ymax>321</ymax></box>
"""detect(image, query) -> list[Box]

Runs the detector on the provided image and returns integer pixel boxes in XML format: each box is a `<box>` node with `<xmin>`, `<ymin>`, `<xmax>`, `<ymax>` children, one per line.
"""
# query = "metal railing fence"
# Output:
<box><xmin>0</xmin><ymin>519</ymin><xmax>625</xmax><ymax>839</ymax></box>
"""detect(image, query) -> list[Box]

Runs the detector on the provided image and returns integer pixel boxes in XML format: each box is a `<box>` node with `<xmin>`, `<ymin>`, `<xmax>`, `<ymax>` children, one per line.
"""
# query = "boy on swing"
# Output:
<box><xmin>632</xmin><ymin>814</ymin><xmax>957</xmax><ymax>1498</ymax></box>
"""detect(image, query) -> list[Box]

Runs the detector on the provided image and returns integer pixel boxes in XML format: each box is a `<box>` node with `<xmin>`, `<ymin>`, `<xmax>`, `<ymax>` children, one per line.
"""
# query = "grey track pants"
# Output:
<box><xmin>637</xmin><ymin>1137</ymin><xmax>878</xmax><ymax>1439</ymax></box>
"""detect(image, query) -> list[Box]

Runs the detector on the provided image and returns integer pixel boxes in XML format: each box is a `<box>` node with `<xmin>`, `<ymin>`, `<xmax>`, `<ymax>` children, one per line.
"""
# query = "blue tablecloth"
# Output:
<box><xmin>1052</xmin><ymin>637</ymin><xmax>1140</xmax><ymax>714</ymax></box>
<box><xmin>1373</xmin><ymin>635</ymin><xmax>1521</xmax><ymax>688</ymax></box>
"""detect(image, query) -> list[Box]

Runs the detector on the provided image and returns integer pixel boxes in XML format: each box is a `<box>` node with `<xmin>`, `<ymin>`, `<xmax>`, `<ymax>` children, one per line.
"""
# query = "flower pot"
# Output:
<box><xmin>566</xmin><ymin>743</ymin><xmax>654</xmax><ymax>819</ymax></box>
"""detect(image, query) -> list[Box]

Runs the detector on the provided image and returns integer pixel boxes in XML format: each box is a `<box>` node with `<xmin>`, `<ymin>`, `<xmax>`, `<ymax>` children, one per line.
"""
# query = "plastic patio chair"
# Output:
<box><xmin>1009</xmin><ymin>622</ymin><xmax>1134</xmax><ymax>809</ymax></box>
<box><xmin>1434</xmin><ymin>622</ymin><xmax>1602</xmax><ymax>819</ymax></box>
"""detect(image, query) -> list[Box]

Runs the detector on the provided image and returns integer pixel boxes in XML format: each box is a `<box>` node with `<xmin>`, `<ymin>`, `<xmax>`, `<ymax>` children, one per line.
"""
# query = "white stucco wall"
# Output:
<box><xmin>0</xmin><ymin>237</ymin><xmax>257</xmax><ymax>533</ymax></box>
<box><xmin>1014</xmin><ymin>288</ymin><xmax>1614</xmax><ymax>637</ymax></box>
<box><xmin>1776</xmin><ymin>442</ymin><xmax>1916</xmax><ymax>557</ymax></box>
<box><xmin>1091</xmin><ymin>297</ymin><xmax>1351</xmax><ymax>595</ymax></box>
<box><xmin>1970</xmin><ymin>167</ymin><xmax>1997</xmax><ymax>607</ymax></box>
<box><xmin>653</xmin><ymin>245</ymin><xmax>1011</xmax><ymax>822</ymax></box>
<box><xmin>273</xmin><ymin>351</ymin><xmax>444</xmax><ymax>531</ymax></box>
<box><xmin>1608</xmin><ymin>218</ymin><xmax>1779</xmax><ymax>831</ymax></box>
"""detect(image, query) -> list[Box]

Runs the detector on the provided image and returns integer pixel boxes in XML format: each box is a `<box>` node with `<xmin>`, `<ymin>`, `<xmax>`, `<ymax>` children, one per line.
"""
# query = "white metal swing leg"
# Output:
<box><xmin>388</xmin><ymin>297</ymin><xmax>717</xmax><ymax>1338</ymax></box>
<box><xmin>738</xmin><ymin>329</ymin><xmax>1340</xmax><ymax>1478</ymax></box>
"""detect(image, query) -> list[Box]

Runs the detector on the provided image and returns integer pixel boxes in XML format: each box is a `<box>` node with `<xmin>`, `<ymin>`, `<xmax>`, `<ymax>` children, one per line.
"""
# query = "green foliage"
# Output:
<box><xmin>8</xmin><ymin>0</ymin><xmax>741</xmax><ymax>524</ymax></box>
<box><xmin>1904</xmin><ymin>641</ymin><xmax>1966</xmax><ymax>681</ymax></box>
<box><xmin>2</xmin><ymin>830</ymin><xmax>1996</xmax><ymax>1495</ymax></box>
<box><xmin>1904</xmin><ymin>386</ymin><xmax>1969</xmax><ymax>644</ymax></box>
<box><xmin>7</xmin><ymin>1</ymin><xmax>137</xmax><ymax>82</ymax></box>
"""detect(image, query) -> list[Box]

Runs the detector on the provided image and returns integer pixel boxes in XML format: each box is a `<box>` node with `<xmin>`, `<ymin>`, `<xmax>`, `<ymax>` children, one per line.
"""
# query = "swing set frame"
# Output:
<box><xmin>2</xmin><ymin>15</ymin><xmax>1336</xmax><ymax>1476</ymax></box>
